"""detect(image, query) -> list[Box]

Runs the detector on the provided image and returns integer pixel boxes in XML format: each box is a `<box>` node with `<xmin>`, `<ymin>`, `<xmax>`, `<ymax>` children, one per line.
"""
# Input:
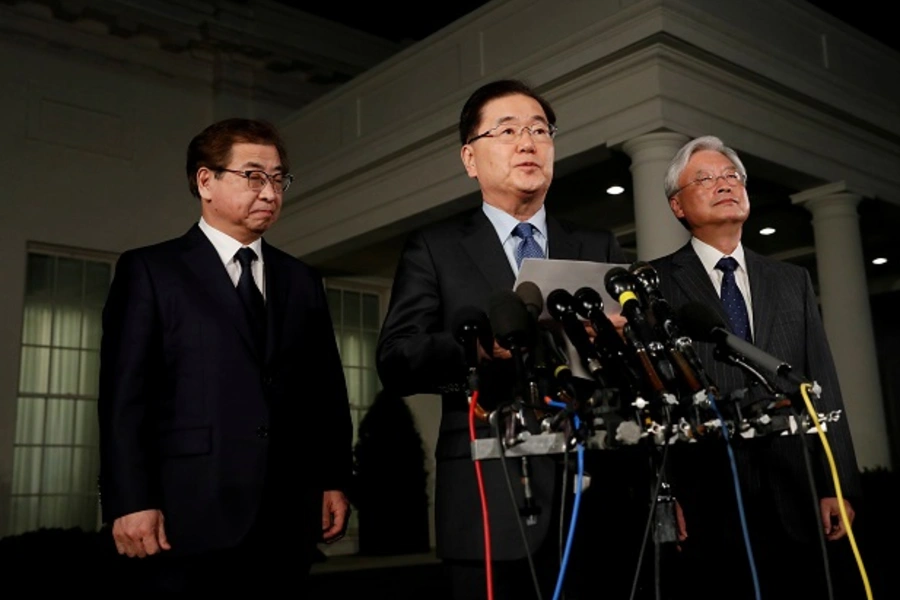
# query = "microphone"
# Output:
<box><xmin>571</xmin><ymin>287</ymin><xmax>642</xmax><ymax>400</ymax></box>
<box><xmin>546</xmin><ymin>288</ymin><xmax>609</xmax><ymax>387</ymax></box>
<box><xmin>451</xmin><ymin>306</ymin><xmax>492</xmax><ymax>420</ymax></box>
<box><xmin>604</xmin><ymin>268</ymin><xmax>678</xmax><ymax>405</ymax></box>
<box><xmin>629</xmin><ymin>261</ymin><xmax>718</xmax><ymax>399</ymax></box>
<box><xmin>488</xmin><ymin>289</ymin><xmax>536</xmax><ymax>417</ymax></box>
<box><xmin>677</xmin><ymin>302</ymin><xmax>810</xmax><ymax>389</ymax></box>
<box><xmin>515</xmin><ymin>282</ymin><xmax>578</xmax><ymax>402</ymax></box>
<box><xmin>451</xmin><ymin>305</ymin><xmax>493</xmax><ymax>369</ymax></box>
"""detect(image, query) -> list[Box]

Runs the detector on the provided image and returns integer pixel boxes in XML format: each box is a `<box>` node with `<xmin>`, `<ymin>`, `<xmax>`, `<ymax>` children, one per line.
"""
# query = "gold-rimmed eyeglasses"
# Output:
<box><xmin>218</xmin><ymin>168</ymin><xmax>294</xmax><ymax>193</ymax></box>
<box><xmin>672</xmin><ymin>171</ymin><xmax>746</xmax><ymax>196</ymax></box>
<box><xmin>466</xmin><ymin>122</ymin><xmax>558</xmax><ymax>145</ymax></box>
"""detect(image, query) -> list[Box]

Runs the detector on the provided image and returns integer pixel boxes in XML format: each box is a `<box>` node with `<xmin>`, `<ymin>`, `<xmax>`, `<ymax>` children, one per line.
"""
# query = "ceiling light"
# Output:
<box><xmin>606</xmin><ymin>185</ymin><xmax>625</xmax><ymax>195</ymax></box>
<box><xmin>872</xmin><ymin>257</ymin><xmax>888</xmax><ymax>265</ymax></box>
<box><xmin>759</xmin><ymin>227</ymin><xmax>776</xmax><ymax>236</ymax></box>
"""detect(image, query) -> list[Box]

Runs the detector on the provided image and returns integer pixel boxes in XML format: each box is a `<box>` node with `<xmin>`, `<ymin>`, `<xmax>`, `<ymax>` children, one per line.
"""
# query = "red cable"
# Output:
<box><xmin>468</xmin><ymin>390</ymin><xmax>494</xmax><ymax>600</ymax></box>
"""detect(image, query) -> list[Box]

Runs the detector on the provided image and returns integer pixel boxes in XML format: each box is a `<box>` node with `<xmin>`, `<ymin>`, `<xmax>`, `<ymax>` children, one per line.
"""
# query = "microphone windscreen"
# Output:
<box><xmin>451</xmin><ymin>306</ymin><xmax>491</xmax><ymax>343</ymax></box>
<box><xmin>488</xmin><ymin>290</ymin><xmax>532</xmax><ymax>349</ymax></box>
<box><xmin>515</xmin><ymin>281</ymin><xmax>543</xmax><ymax>318</ymax></box>
<box><xmin>676</xmin><ymin>302</ymin><xmax>727</xmax><ymax>342</ymax></box>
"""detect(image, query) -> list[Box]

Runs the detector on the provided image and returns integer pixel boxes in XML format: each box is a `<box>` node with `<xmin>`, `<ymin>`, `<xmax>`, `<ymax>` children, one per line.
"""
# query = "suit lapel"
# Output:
<box><xmin>262</xmin><ymin>241</ymin><xmax>287</xmax><ymax>364</ymax></box>
<box><xmin>670</xmin><ymin>243</ymin><xmax>731</xmax><ymax>328</ymax></box>
<box><xmin>461</xmin><ymin>210</ymin><xmax>516</xmax><ymax>291</ymax></box>
<box><xmin>745</xmin><ymin>249</ymin><xmax>773</xmax><ymax>349</ymax></box>
<box><xmin>546</xmin><ymin>216</ymin><xmax>581</xmax><ymax>260</ymax></box>
<box><xmin>180</xmin><ymin>225</ymin><xmax>261</xmax><ymax>359</ymax></box>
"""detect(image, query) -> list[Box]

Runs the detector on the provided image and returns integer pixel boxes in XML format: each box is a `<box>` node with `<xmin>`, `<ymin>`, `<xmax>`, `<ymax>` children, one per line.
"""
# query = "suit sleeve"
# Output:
<box><xmin>376</xmin><ymin>231</ymin><xmax>467</xmax><ymax>396</ymax></box>
<box><xmin>801</xmin><ymin>270</ymin><xmax>862</xmax><ymax>498</ymax></box>
<box><xmin>97</xmin><ymin>250</ymin><xmax>163</xmax><ymax>523</ymax></box>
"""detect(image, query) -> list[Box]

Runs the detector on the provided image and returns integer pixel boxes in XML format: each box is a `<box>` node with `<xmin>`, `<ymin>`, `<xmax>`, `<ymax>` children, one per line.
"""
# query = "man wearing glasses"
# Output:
<box><xmin>377</xmin><ymin>80</ymin><xmax>632</xmax><ymax>599</ymax></box>
<box><xmin>650</xmin><ymin>135</ymin><xmax>861</xmax><ymax>599</ymax></box>
<box><xmin>98</xmin><ymin>118</ymin><xmax>352</xmax><ymax>592</ymax></box>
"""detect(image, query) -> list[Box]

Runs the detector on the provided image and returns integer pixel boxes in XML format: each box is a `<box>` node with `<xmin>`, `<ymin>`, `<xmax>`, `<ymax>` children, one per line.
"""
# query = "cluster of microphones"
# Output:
<box><xmin>453</xmin><ymin>261</ymin><xmax>834</xmax><ymax>451</ymax></box>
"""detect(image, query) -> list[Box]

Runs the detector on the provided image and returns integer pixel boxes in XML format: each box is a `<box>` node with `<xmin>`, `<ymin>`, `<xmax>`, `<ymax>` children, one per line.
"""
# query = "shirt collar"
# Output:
<box><xmin>691</xmin><ymin>236</ymin><xmax>745</xmax><ymax>275</ymax></box>
<box><xmin>198</xmin><ymin>217</ymin><xmax>264</xmax><ymax>267</ymax></box>
<box><xmin>481</xmin><ymin>202</ymin><xmax>547</xmax><ymax>243</ymax></box>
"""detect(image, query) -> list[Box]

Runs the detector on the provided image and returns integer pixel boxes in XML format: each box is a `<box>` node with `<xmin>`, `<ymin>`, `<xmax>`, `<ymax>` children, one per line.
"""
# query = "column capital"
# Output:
<box><xmin>621</xmin><ymin>132</ymin><xmax>690</xmax><ymax>162</ymax></box>
<box><xmin>790</xmin><ymin>181</ymin><xmax>862</xmax><ymax>211</ymax></box>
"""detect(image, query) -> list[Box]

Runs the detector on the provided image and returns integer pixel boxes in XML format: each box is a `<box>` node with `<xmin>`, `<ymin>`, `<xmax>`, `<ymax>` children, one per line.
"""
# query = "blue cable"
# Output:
<box><xmin>708</xmin><ymin>392</ymin><xmax>761</xmax><ymax>600</ymax></box>
<box><xmin>552</xmin><ymin>414</ymin><xmax>584</xmax><ymax>600</ymax></box>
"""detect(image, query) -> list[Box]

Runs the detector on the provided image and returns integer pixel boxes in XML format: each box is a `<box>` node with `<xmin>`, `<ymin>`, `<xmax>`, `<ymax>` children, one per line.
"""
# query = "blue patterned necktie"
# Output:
<box><xmin>715</xmin><ymin>256</ymin><xmax>751</xmax><ymax>342</ymax></box>
<box><xmin>512</xmin><ymin>222</ymin><xmax>544</xmax><ymax>268</ymax></box>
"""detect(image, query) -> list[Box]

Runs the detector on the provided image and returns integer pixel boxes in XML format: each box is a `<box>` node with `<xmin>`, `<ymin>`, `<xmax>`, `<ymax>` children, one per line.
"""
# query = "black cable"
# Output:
<box><xmin>628</xmin><ymin>426</ymin><xmax>675</xmax><ymax>600</ymax></box>
<box><xmin>493</xmin><ymin>419</ymin><xmax>544</xmax><ymax>600</ymax></box>
<box><xmin>790</xmin><ymin>399</ymin><xmax>835</xmax><ymax>600</ymax></box>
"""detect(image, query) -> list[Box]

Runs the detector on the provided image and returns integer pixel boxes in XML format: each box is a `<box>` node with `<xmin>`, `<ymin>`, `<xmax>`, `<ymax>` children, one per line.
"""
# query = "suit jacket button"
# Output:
<box><xmin>256</xmin><ymin>425</ymin><xmax>269</xmax><ymax>439</ymax></box>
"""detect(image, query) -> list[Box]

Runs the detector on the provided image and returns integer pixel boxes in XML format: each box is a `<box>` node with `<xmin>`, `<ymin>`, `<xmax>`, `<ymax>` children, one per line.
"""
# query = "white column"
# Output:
<box><xmin>792</xmin><ymin>182</ymin><xmax>891</xmax><ymax>470</ymax></box>
<box><xmin>622</xmin><ymin>132</ymin><xmax>691</xmax><ymax>261</ymax></box>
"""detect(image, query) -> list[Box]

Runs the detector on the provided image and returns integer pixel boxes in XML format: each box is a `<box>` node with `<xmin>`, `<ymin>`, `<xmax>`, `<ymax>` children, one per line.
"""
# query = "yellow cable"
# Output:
<box><xmin>799</xmin><ymin>383</ymin><xmax>872</xmax><ymax>599</ymax></box>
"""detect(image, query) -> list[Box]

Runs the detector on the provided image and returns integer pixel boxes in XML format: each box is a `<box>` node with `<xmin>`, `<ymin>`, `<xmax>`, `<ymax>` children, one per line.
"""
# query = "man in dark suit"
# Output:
<box><xmin>377</xmin><ymin>79</ymin><xmax>632</xmax><ymax>600</ymax></box>
<box><xmin>98</xmin><ymin>118</ymin><xmax>352</xmax><ymax>592</ymax></box>
<box><xmin>650</xmin><ymin>135</ymin><xmax>861</xmax><ymax>599</ymax></box>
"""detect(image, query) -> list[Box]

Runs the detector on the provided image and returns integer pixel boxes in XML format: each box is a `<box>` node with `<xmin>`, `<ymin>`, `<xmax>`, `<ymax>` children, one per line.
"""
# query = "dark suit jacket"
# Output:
<box><xmin>376</xmin><ymin>208</ymin><xmax>626</xmax><ymax>560</ymax></box>
<box><xmin>98</xmin><ymin>224</ymin><xmax>352</xmax><ymax>556</ymax></box>
<box><xmin>651</xmin><ymin>242</ymin><xmax>861</xmax><ymax>543</ymax></box>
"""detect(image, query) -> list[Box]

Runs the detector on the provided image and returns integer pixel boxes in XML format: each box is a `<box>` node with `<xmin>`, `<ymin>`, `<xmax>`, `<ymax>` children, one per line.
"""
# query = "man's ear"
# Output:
<box><xmin>197</xmin><ymin>167</ymin><xmax>214</xmax><ymax>201</ymax></box>
<box><xmin>460</xmin><ymin>145</ymin><xmax>477</xmax><ymax>179</ymax></box>
<box><xmin>669</xmin><ymin>196</ymin><xmax>684</xmax><ymax>219</ymax></box>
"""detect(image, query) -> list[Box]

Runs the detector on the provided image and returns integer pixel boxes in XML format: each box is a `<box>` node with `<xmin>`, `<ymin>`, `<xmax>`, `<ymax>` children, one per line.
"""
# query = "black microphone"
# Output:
<box><xmin>572</xmin><ymin>287</ymin><xmax>642</xmax><ymax>399</ymax></box>
<box><xmin>515</xmin><ymin>282</ymin><xmax>577</xmax><ymax>402</ymax></box>
<box><xmin>630</xmin><ymin>261</ymin><xmax>718</xmax><ymax>399</ymax></box>
<box><xmin>546</xmin><ymin>288</ymin><xmax>613</xmax><ymax>389</ymax></box>
<box><xmin>488</xmin><ymin>289</ymin><xmax>535</xmax><ymax>410</ymax></box>
<box><xmin>605</xmin><ymin>267</ymin><xmax>679</xmax><ymax>398</ymax></box>
<box><xmin>677</xmin><ymin>301</ymin><xmax>810</xmax><ymax>389</ymax></box>
<box><xmin>451</xmin><ymin>305</ymin><xmax>493</xmax><ymax>369</ymax></box>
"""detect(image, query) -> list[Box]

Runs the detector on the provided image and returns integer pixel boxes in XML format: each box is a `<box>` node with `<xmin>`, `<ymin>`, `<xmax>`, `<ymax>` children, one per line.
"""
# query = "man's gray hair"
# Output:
<box><xmin>664</xmin><ymin>135</ymin><xmax>748</xmax><ymax>198</ymax></box>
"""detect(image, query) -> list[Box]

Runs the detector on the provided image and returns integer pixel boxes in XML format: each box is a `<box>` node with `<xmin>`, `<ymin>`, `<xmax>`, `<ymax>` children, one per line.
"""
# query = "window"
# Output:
<box><xmin>9</xmin><ymin>246</ymin><xmax>114</xmax><ymax>535</ymax></box>
<box><xmin>323</xmin><ymin>279</ymin><xmax>387</xmax><ymax>551</ymax></box>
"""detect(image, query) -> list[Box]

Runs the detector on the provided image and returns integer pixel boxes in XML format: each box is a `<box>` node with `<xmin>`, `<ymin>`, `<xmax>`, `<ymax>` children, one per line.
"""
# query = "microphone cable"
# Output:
<box><xmin>545</xmin><ymin>398</ymin><xmax>585</xmax><ymax>600</ymax></box>
<box><xmin>707</xmin><ymin>391</ymin><xmax>762</xmax><ymax>600</ymax></box>
<box><xmin>468</xmin><ymin>389</ymin><xmax>495</xmax><ymax>600</ymax></box>
<box><xmin>493</xmin><ymin>416</ymin><xmax>544</xmax><ymax>600</ymax></box>
<box><xmin>627</xmin><ymin>418</ymin><xmax>676</xmax><ymax>600</ymax></box>
<box><xmin>799</xmin><ymin>383</ymin><xmax>872</xmax><ymax>599</ymax></box>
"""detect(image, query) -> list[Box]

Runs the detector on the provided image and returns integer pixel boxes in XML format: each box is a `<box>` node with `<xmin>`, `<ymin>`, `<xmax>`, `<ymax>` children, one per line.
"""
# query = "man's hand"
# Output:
<box><xmin>821</xmin><ymin>497</ymin><xmax>855</xmax><ymax>541</ymax></box>
<box><xmin>321</xmin><ymin>490</ymin><xmax>351</xmax><ymax>543</ymax></box>
<box><xmin>477</xmin><ymin>339</ymin><xmax>512</xmax><ymax>361</ymax></box>
<box><xmin>112</xmin><ymin>509</ymin><xmax>171</xmax><ymax>558</ymax></box>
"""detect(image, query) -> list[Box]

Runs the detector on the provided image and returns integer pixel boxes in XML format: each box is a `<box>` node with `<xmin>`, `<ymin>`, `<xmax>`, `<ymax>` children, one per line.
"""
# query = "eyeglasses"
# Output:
<box><xmin>672</xmin><ymin>171</ymin><xmax>746</xmax><ymax>196</ymax></box>
<box><xmin>466</xmin><ymin>122</ymin><xmax>558</xmax><ymax>145</ymax></box>
<box><xmin>218</xmin><ymin>168</ymin><xmax>294</xmax><ymax>193</ymax></box>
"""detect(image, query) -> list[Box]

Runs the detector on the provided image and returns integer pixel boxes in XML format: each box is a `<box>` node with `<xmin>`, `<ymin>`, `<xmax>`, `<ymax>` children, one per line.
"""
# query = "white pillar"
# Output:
<box><xmin>792</xmin><ymin>182</ymin><xmax>891</xmax><ymax>470</ymax></box>
<box><xmin>622</xmin><ymin>132</ymin><xmax>691</xmax><ymax>261</ymax></box>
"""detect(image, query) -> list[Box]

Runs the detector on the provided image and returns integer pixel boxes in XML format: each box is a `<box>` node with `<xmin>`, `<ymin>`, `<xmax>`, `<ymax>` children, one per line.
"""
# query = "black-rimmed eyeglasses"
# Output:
<box><xmin>218</xmin><ymin>168</ymin><xmax>294</xmax><ymax>193</ymax></box>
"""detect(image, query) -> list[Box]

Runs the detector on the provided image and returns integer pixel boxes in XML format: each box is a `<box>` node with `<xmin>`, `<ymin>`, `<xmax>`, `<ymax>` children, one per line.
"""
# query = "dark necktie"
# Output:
<box><xmin>512</xmin><ymin>222</ymin><xmax>545</xmax><ymax>268</ymax></box>
<box><xmin>235</xmin><ymin>247</ymin><xmax>266</xmax><ymax>349</ymax></box>
<box><xmin>715</xmin><ymin>256</ymin><xmax>751</xmax><ymax>342</ymax></box>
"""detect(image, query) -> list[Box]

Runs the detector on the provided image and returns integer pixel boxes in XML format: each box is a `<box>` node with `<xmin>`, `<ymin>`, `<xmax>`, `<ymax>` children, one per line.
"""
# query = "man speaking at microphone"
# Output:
<box><xmin>650</xmin><ymin>135</ymin><xmax>862</xmax><ymax>599</ymax></box>
<box><xmin>377</xmin><ymin>79</ymin><xmax>629</xmax><ymax>599</ymax></box>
